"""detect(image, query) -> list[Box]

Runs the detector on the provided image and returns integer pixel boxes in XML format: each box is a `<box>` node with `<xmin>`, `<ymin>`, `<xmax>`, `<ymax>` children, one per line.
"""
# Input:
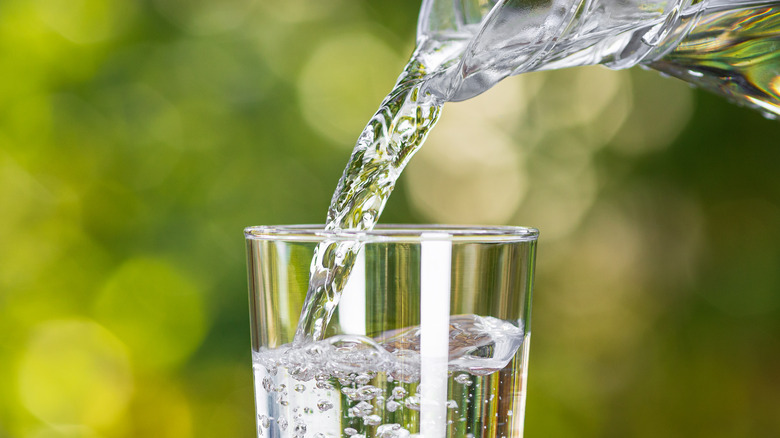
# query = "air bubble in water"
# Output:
<box><xmin>391</xmin><ymin>387</ymin><xmax>407</xmax><ymax>399</ymax></box>
<box><xmin>344</xmin><ymin>427</ymin><xmax>358</xmax><ymax>436</ymax></box>
<box><xmin>356</xmin><ymin>401</ymin><xmax>373</xmax><ymax>414</ymax></box>
<box><xmin>377</xmin><ymin>423</ymin><xmax>410</xmax><ymax>438</ymax></box>
<box><xmin>355</xmin><ymin>373</ymin><xmax>372</xmax><ymax>385</ymax></box>
<box><xmin>404</xmin><ymin>395</ymin><xmax>420</xmax><ymax>411</ymax></box>
<box><xmin>278</xmin><ymin>418</ymin><xmax>288</xmax><ymax>431</ymax></box>
<box><xmin>294</xmin><ymin>384</ymin><xmax>306</xmax><ymax>393</ymax></box>
<box><xmin>455</xmin><ymin>374</ymin><xmax>472</xmax><ymax>386</ymax></box>
<box><xmin>262</xmin><ymin>376</ymin><xmax>273</xmax><ymax>392</ymax></box>
<box><xmin>349</xmin><ymin>400</ymin><xmax>373</xmax><ymax>417</ymax></box>
<box><xmin>446</xmin><ymin>400</ymin><xmax>458</xmax><ymax>409</ymax></box>
<box><xmin>364</xmin><ymin>414</ymin><xmax>382</xmax><ymax>426</ymax></box>
<box><xmin>316</xmin><ymin>380</ymin><xmax>333</xmax><ymax>390</ymax></box>
<box><xmin>347</xmin><ymin>385</ymin><xmax>382</xmax><ymax>401</ymax></box>
<box><xmin>317</xmin><ymin>400</ymin><xmax>334</xmax><ymax>412</ymax></box>
<box><xmin>258</xmin><ymin>414</ymin><xmax>270</xmax><ymax>428</ymax></box>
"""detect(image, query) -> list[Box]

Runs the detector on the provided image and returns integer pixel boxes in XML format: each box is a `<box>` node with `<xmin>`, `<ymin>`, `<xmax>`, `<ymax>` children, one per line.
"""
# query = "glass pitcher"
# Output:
<box><xmin>417</xmin><ymin>0</ymin><xmax>780</xmax><ymax>116</ymax></box>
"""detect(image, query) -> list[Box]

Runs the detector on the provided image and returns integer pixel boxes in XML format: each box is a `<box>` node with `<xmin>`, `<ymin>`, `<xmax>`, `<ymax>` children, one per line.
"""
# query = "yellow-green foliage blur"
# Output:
<box><xmin>1</xmin><ymin>0</ymin><xmax>779</xmax><ymax>437</ymax></box>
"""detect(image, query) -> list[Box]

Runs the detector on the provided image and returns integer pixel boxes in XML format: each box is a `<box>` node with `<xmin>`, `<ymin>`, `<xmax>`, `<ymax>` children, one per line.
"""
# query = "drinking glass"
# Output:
<box><xmin>245</xmin><ymin>225</ymin><xmax>538</xmax><ymax>438</ymax></box>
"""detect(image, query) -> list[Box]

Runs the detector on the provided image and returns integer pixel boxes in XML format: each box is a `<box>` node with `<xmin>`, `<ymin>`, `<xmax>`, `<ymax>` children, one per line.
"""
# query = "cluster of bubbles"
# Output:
<box><xmin>254</xmin><ymin>315</ymin><xmax>525</xmax><ymax>437</ymax></box>
<box><xmin>258</xmin><ymin>315</ymin><xmax>524</xmax><ymax>383</ymax></box>
<box><xmin>256</xmin><ymin>372</ymin><xmax>473</xmax><ymax>438</ymax></box>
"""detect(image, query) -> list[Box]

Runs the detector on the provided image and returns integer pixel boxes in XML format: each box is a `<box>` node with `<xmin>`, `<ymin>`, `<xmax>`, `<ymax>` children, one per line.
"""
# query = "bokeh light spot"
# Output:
<box><xmin>298</xmin><ymin>31</ymin><xmax>404</xmax><ymax>147</ymax></box>
<box><xmin>126</xmin><ymin>379</ymin><xmax>193</xmax><ymax>438</ymax></box>
<box><xmin>33</xmin><ymin>0</ymin><xmax>136</xmax><ymax>44</ymax></box>
<box><xmin>93</xmin><ymin>257</ymin><xmax>208</xmax><ymax>370</ymax></box>
<box><xmin>405</xmin><ymin>82</ymin><xmax>527</xmax><ymax>224</ymax></box>
<box><xmin>28</xmin><ymin>425</ymin><xmax>104</xmax><ymax>438</ymax></box>
<box><xmin>612</xmin><ymin>69</ymin><xmax>693</xmax><ymax>154</ymax></box>
<box><xmin>18</xmin><ymin>319</ymin><xmax>132</xmax><ymax>428</ymax></box>
<box><xmin>257</xmin><ymin>0</ymin><xmax>343</xmax><ymax>23</ymax></box>
<box><xmin>535</xmin><ymin>67</ymin><xmax>628</xmax><ymax>129</ymax></box>
<box><xmin>95</xmin><ymin>83</ymin><xmax>183</xmax><ymax>190</ymax></box>
<box><xmin>153</xmin><ymin>0</ymin><xmax>257</xmax><ymax>34</ymax></box>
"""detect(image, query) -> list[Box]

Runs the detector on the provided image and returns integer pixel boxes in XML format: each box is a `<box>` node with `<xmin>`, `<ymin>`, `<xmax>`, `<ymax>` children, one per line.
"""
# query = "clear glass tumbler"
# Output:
<box><xmin>245</xmin><ymin>225</ymin><xmax>538</xmax><ymax>438</ymax></box>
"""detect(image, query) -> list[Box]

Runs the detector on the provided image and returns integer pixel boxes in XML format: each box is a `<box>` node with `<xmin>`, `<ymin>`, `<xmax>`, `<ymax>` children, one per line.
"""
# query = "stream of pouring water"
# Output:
<box><xmin>292</xmin><ymin>40</ymin><xmax>466</xmax><ymax>345</ymax></box>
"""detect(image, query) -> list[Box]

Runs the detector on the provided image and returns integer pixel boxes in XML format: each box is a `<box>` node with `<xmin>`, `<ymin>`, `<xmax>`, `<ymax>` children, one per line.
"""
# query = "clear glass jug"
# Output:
<box><xmin>417</xmin><ymin>0</ymin><xmax>780</xmax><ymax>116</ymax></box>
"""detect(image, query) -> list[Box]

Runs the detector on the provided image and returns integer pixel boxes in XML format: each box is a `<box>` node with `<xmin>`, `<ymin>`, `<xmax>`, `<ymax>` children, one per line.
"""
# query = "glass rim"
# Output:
<box><xmin>244</xmin><ymin>224</ymin><xmax>539</xmax><ymax>243</ymax></box>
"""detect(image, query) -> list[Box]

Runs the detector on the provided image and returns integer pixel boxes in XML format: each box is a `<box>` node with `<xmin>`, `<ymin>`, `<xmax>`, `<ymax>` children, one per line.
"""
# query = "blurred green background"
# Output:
<box><xmin>1</xmin><ymin>0</ymin><xmax>779</xmax><ymax>437</ymax></box>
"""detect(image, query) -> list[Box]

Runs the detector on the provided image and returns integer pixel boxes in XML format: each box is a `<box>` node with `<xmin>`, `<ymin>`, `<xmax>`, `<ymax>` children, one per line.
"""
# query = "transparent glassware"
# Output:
<box><xmin>245</xmin><ymin>225</ymin><xmax>538</xmax><ymax>438</ymax></box>
<box><xmin>417</xmin><ymin>0</ymin><xmax>780</xmax><ymax>116</ymax></box>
